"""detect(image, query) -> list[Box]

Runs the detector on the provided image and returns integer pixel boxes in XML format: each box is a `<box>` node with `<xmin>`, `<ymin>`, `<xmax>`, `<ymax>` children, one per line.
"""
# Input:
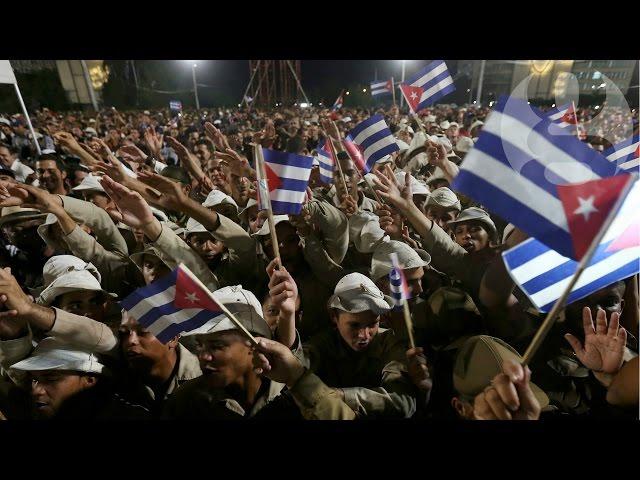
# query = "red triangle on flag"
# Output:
<box><xmin>560</xmin><ymin>105</ymin><xmax>577</xmax><ymax>125</ymax></box>
<box><xmin>343</xmin><ymin>138</ymin><xmax>366</xmax><ymax>172</ymax></box>
<box><xmin>385</xmin><ymin>79</ymin><xmax>393</xmax><ymax>92</ymax></box>
<box><xmin>264</xmin><ymin>162</ymin><xmax>282</xmax><ymax>192</ymax></box>
<box><xmin>174</xmin><ymin>266</ymin><xmax>222</xmax><ymax>311</ymax></box>
<box><xmin>399</xmin><ymin>84</ymin><xmax>424</xmax><ymax>114</ymax></box>
<box><xmin>557</xmin><ymin>174</ymin><xmax>632</xmax><ymax>259</ymax></box>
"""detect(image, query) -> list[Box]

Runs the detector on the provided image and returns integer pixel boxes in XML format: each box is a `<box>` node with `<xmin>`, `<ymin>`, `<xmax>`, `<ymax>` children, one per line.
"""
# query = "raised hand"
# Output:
<box><xmin>266</xmin><ymin>258</ymin><xmax>298</xmax><ymax>318</ymax></box>
<box><xmin>91</xmin><ymin>156</ymin><xmax>129</xmax><ymax>186</ymax></box>
<box><xmin>215</xmin><ymin>148</ymin><xmax>254</xmax><ymax>178</ymax></box>
<box><xmin>204</xmin><ymin>122</ymin><xmax>230</xmax><ymax>151</ymax></box>
<box><xmin>425</xmin><ymin>138</ymin><xmax>447</xmax><ymax>167</ymax></box>
<box><xmin>320</xmin><ymin>119</ymin><xmax>341</xmax><ymax>142</ymax></box>
<box><xmin>565</xmin><ymin>307</ymin><xmax>627</xmax><ymax>374</ymax></box>
<box><xmin>119</xmin><ymin>144</ymin><xmax>149</xmax><ymax>165</ymax></box>
<box><xmin>372</xmin><ymin>164</ymin><xmax>413</xmax><ymax>213</ymax></box>
<box><xmin>144</xmin><ymin>127</ymin><xmax>164</xmax><ymax>156</ymax></box>
<box><xmin>377</xmin><ymin>205</ymin><xmax>403</xmax><ymax>239</ymax></box>
<box><xmin>53</xmin><ymin>131</ymin><xmax>83</xmax><ymax>155</ymax></box>
<box><xmin>338</xmin><ymin>193</ymin><xmax>358</xmax><ymax>218</ymax></box>
<box><xmin>402</xmin><ymin>225</ymin><xmax>420</xmax><ymax>249</ymax></box>
<box><xmin>136</xmin><ymin>170</ymin><xmax>189</xmax><ymax>212</ymax></box>
<box><xmin>0</xmin><ymin>184</ymin><xmax>29</xmax><ymax>208</ymax></box>
<box><xmin>164</xmin><ymin>135</ymin><xmax>190</xmax><ymax>160</ymax></box>
<box><xmin>0</xmin><ymin>183</ymin><xmax>62</xmax><ymax>214</ymax></box>
<box><xmin>100</xmin><ymin>175</ymin><xmax>157</xmax><ymax>231</ymax></box>
<box><xmin>473</xmin><ymin>360</ymin><xmax>541</xmax><ymax>420</ymax></box>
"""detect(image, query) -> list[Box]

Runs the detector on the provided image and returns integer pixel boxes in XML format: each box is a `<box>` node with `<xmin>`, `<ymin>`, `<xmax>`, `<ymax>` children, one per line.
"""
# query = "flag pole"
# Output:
<box><xmin>391</xmin><ymin>77</ymin><xmax>396</xmax><ymax>106</ymax></box>
<box><xmin>402</xmin><ymin>299</ymin><xmax>416</xmax><ymax>350</ymax></box>
<box><xmin>342</xmin><ymin>144</ymin><xmax>386</xmax><ymax>206</ymax></box>
<box><xmin>254</xmin><ymin>144</ymin><xmax>282</xmax><ymax>267</ymax></box>
<box><xmin>572</xmin><ymin>100</ymin><xmax>580</xmax><ymax>139</ymax></box>
<box><xmin>177</xmin><ymin>263</ymin><xmax>259</xmax><ymax>346</ymax></box>
<box><xmin>521</xmin><ymin>174</ymin><xmax>637</xmax><ymax>365</ymax></box>
<box><xmin>324</xmin><ymin>132</ymin><xmax>351</xmax><ymax>201</ymax></box>
<box><xmin>13</xmin><ymin>83</ymin><xmax>42</xmax><ymax>156</ymax></box>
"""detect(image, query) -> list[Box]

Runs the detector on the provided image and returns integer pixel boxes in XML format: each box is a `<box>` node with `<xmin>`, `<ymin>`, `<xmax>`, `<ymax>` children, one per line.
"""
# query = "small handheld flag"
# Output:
<box><xmin>347</xmin><ymin>115</ymin><xmax>399</xmax><ymax>173</ymax></box>
<box><xmin>259</xmin><ymin>147</ymin><xmax>314</xmax><ymax>215</ymax></box>
<box><xmin>604</xmin><ymin>135</ymin><xmax>640</xmax><ymax>172</ymax></box>
<box><xmin>315</xmin><ymin>139</ymin><xmax>336</xmax><ymax>185</ymax></box>
<box><xmin>331</xmin><ymin>90</ymin><xmax>345</xmax><ymax>111</ymax></box>
<box><xmin>403</xmin><ymin>60</ymin><xmax>456</xmax><ymax>111</ymax></box>
<box><xmin>370</xmin><ymin>79</ymin><xmax>393</xmax><ymax>96</ymax></box>
<box><xmin>389</xmin><ymin>252</ymin><xmax>415</xmax><ymax>349</ymax></box>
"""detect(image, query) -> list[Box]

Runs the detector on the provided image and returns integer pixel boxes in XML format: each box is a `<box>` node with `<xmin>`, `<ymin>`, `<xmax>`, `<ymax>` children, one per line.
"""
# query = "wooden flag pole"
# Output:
<box><xmin>325</xmin><ymin>133</ymin><xmax>352</xmax><ymax>202</ymax></box>
<box><xmin>345</xmin><ymin>146</ymin><xmax>386</xmax><ymax>206</ymax></box>
<box><xmin>254</xmin><ymin>144</ymin><xmax>281</xmax><ymax>266</ymax></box>
<box><xmin>572</xmin><ymin>100</ymin><xmax>580</xmax><ymax>140</ymax></box>
<box><xmin>391</xmin><ymin>77</ymin><xmax>396</xmax><ymax>106</ymax></box>
<box><xmin>521</xmin><ymin>174</ymin><xmax>637</xmax><ymax>365</ymax></box>
<box><xmin>402</xmin><ymin>298</ymin><xmax>416</xmax><ymax>350</ymax></box>
<box><xmin>178</xmin><ymin>263</ymin><xmax>259</xmax><ymax>346</ymax></box>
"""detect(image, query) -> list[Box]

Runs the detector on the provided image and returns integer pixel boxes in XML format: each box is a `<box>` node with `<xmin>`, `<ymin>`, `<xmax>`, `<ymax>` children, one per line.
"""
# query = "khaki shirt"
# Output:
<box><xmin>302</xmin><ymin>328</ymin><xmax>417</xmax><ymax>418</ymax></box>
<box><xmin>162</xmin><ymin>370</ymin><xmax>355</xmax><ymax>420</ymax></box>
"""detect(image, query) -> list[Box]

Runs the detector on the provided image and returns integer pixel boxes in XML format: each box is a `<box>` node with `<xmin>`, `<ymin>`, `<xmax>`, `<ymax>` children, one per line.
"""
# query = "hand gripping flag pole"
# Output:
<box><xmin>521</xmin><ymin>174</ymin><xmax>637</xmax><ymax>365</ymax></box>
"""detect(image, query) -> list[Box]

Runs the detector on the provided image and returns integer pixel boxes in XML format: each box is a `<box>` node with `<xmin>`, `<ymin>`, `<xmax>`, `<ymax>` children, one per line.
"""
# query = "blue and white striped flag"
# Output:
<box><xmin>347</xmin><ymin>114</ymin><xmax>399</xmax><ymax>173</ymax></box>
<box><xmin>503</xmin><ymin>177</ymin><xmax>640</xmax><ymax>312</ymax></box>
<box><xmin>544</xmin><ymin>103</ymin><xmax>577</xmax><ymax>129</ymax></box>
<box><xmin>404</xmin><ymin>60</ymin><xmax>456</xmax><ymax>111</ymax></box>
<box><xmin>604</xmin><ymin>135</ymin><xmax>639</xmax><ymax>172</ymax></box>
<box><xmin>120</xmin><ymin>265</ymin><xmax>225</xmax><ymax>343</ymax></box>
<box><xmin>315</xmin><ymin>139</ymin><xmax>335</xmax><ymax>184</ymax></box>
<box><xmin>389</xmin><ymin>252</ymin><xmax>411</xmax><ymax>309</ymax></box>
<box><xmin>370</xmin><ymin>79</ymin><xmax>393</xmax><ymax>96</ymax></box>
<box><xmin>452</xmin><ymin>96</ymin><xmax>619</xmax><ymax>259</ymax></box>
<box><xmin>261</xmin><ymin>148</ymin><xmax>314</xmax><ymax>215</ymax></box>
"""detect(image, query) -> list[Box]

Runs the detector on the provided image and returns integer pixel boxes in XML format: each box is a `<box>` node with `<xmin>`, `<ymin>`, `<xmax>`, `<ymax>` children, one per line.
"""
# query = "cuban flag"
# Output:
<box><xmin>604</xmin><ymin>135</ymin><xmax>640</xmax><ymax>172</ymax></box>
<box><xmin>545</xmin><ymin>103</ymin><xmax>577</xmax><ymax>129</ymax></box>
<box><xmin>452</xmin><ymin>95</ymin><xmax>623</xmax><ymax>260</ymax></box>
<box><xmin>347</xmin><ymin>115</ymin><xmax>399</xmax><ymax>173</ymax></box>
<box><xmin>370</xmin><ymin>79</ymin><xmax>393</xmax><ymax>96</ymax></box>
<box><xmin>315</xmin><ymin>139</ymin><xmax>335</xmax><ymax>184</ymax></box>
<box><xmin>120</xmin><ymin>264</ymin><xmax>224</xmax><ymax>344</ymax></box>
<box><xmin>503</xmin><ymin>176</ymin><xmax>640</xmax><ymax>312</ymax></box>
<box><xmin>403</xmin><ymin>60</ymin><xmax>456</xmax><ymax>112</ymax></box>
<box><xmin>260</xmin><ymin>148</ymin><xmax>314</xmax><ymax>215</ymax></box>
<box><xmin>389</xmin><ymin>252</ymin><xmax>411</xmax><ymax>309</ymax></box>
<box><xmin>331</xmin><ymin>90</ymin><xmax>344</xmax><ymax>111</ymax></box>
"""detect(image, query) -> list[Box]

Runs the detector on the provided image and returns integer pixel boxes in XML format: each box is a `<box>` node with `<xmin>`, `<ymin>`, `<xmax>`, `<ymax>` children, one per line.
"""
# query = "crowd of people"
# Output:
<box><xmin>0</xmin><ymin>97</ymin><xmax>637</xmax><ymax>420</ymax></box>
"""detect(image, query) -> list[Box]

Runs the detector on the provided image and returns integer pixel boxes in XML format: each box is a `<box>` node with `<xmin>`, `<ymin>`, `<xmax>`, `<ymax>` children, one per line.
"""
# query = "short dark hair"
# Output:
<box><xmin>0</xmin><ymin>143</ymin><xmax>18</xmax><ymax>155</ymax></box>
<box><xmin>0</xmin><ymin>167</ymin><xmax>15</xmax><ymax>179</ymax></box>
<box><xmin>160</xmin><ymin>165</ymin><xmax>191</xmax><ymax>185</ymax></box>
<box><xmin>37</xmin><ymin>153</ymin><xmax>67</xmax><ymax>171</ymax></box>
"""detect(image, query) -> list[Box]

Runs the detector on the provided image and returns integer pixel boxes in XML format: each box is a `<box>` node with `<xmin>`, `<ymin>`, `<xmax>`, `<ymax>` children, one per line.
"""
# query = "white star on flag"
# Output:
<box><xmin>410</xmin><ymin>91</ymin><xmax>418</xmax><ymax>100</ymax></box>
<box><xmin>573</xmin><ymin>195</ymin><xmax>598</xmax><ymax>221</ymax></box>
<box><xmin>185</xmin><ymin>292</ymin><xmax>200</xmax><ymax>303</ymax></box>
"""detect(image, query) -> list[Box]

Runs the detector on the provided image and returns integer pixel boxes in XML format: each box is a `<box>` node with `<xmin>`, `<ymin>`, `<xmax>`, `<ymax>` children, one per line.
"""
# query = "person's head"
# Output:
<box><xmin>564</xmin><ymin>281</ymin><xmax>626</xmax><ymax>338</ymax></box>
<box><xmin>12</xmin><ymin>119</ymin><xmax>27</xmax><ymax>136</ymax></box>
<box><xmin>451</xmin><ymin>335</ymin><xmax>548</xmax><ymax>419</ymax></box>
<box><xmin>67</xmin><ymin>165</ymin><xmax>90</xmax><ymax>189</ymax></box>
<box><xmin>201</xmin><ymin>189</ymin><xmax>239</xmax><ymax>221</ymax></box>
<box><xmin>194</xmin><ymin>141</ymin><xmax>212</xmax><ymax>163</ymax></box>
<box><xmin>328</xmin><ymin>273</ymin><xmax>393</xmax><ymax>352</ymax></box>
<box><xmin>254</xmin><ymin>217</ymin><xmax>304</xmax><ymax>273</ymax></box>
<box><xmin>371</xmin><ymin>241</ymin><xmax>431</xmax><ymax>307</ymax></box>
<box><xmin>119</xmin><ymin>312</ymin><xmax>179</xmax><ymax>375</ymax></box>
<box><xmin>10</xmin><ymin>338</ymin><xmax>104</xmax><ymax>419</ymax></box>
<box><xmin>448</xmin><ymin>207</ymin><xmax>496</xmax><ymax>253</ymax></box>
<box><xmin>160</xmin><ymin>165</ymin><xmax>192</xmax><ymax>197</ymax></box>
<box><xmin>71</xmin><ymin>174</ymin><xmax>114</xmax><ymax>210</ymax></box>
<box><xmin>239</xmin><ymin>200</ymin><xmax>263</xmax><ymax>234</ymax></box>
<box><xmin>424</xmin><ymin>187</ymin><xmax>461</xmax><ymax>230</ymax></box>
<box><xmin>0</xmin><ymin>167</ymin><xmax>16</xmax><ymax>184</ymax></box>
<box><xmin>36</xmin><ymin>154</ymin><xmax>67</xmax><ymax>194</ymax></box>
<box><xmin>0</xmin><ymin>207</ymin><xmax>48</xmax><ymax>253</ymax></box>
<box><xmin>204</xmin><ymin>158</ymin><xmax>231</xmax><ymax>194</ymax></box>
<box><xmin>185</xmin><ymin>218</ymin><xmax>227</xmax><ymax>263</ymax></box>
<box><xmin>38</xmin><ymin>262</ymin><xmax>113</xmax><ymax>322</ymax></box>
<box><xmin>135</xmin><ymin>251</ymin><xmax>172</xmax><ymax>285</ymax></box>
<box><xmin>183</xmin><ymin>286</ymin><xmax>272</xmax><ymax>388</ymax></box>
<box><xmin>0</xmin><ymin>143</ymin><xmax>17</xmax><ymax>168</ymax></box>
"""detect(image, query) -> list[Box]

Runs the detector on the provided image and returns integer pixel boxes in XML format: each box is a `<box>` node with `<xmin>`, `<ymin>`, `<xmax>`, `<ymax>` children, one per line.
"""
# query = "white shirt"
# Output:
<box><xmin>10</xmin><ymin>159</ymin><xmax>34</xmax><ymax>183</ymax></box>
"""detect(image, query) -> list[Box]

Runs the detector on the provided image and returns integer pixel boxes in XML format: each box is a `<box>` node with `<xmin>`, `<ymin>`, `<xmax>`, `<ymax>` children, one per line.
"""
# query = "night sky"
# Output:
<box><xmin>159</xmin><ymin>59</ymin><xmax>436</xmax><ymax>106</ymax></box>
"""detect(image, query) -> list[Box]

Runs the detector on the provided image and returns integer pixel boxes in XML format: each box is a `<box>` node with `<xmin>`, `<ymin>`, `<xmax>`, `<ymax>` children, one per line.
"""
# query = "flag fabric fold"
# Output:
<box><xmin>604</xmin><ymin>135</ymin><xmax>640</xmax><ymax>172</ymax></box>
<box><xmin>347</xmin><ymin>115</ymin><xmax>399</xmax><ymax>173</ymax></box>
<box><xmin>120</xmin><ymin>265</ymin><xmax>225</xmax><ymax>343</ymax></box>
<box><xmin>403</xmin><ymin>60</ymin><xmax>456</xmax><ymax>111</ymax></box>
<box><xmin>315</xmin><ymin>139</ymin><xmax>335</xmax><ymax>184</ymax></box>
<box><xmin>261</xmin><ymin>148</ymin><xmax>314</xmax><ymax>215</ymax></box>
<box><xmin>389</xmin><ymin>253</ymin><xmax>411</xmax><ymax>309</ymax></box>
<box><xmin>370</xmin><ymin>79</ymin><xmax>393</xmax><ymax>96</ymax></box>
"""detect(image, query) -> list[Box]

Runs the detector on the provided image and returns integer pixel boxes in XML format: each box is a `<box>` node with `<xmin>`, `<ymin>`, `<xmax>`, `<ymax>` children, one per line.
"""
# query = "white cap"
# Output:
<box><xmin>37</xmin><ymin>269</ymin><xmax>116</xmax><ymax>307</ymax></box>
<box><xmin>41</xmin><ymin>149</ymin><xmax>57</xmax><ymax>155</ymax></box>
<box><xmin>72</xmin><ymin>174</ymin><xmax>105</xmax><ymax>193</ymax></box>
<box><xmin>239</xmin><ymin>198</ymin><xmax>258</xmax><ymax>218</ymax></box>
<box><xmin>42</xmin><ymin>255</ymin><xmax>101</xmax><ymax>289</ymax></box>
<box><xmin>424</xmin><ymin>115</ymin><xmax>437</xmax><ymax>123</ymax></box>
<box><xmin>395</xmin><ymin>139</ymin><xmax>410</xmax><ymax>151</ymax></box>
<box><xmin>328</xmin><ymin>273</ymin><xmax>392</xmax><ymax>315</ymax></box>
<box><xmin>440</xmin><ymin>120</ymin><xmax>451</xmax><ymax>130</ymax></box>
<box><xmin>370</xmin><ymin>240</ymin><xmax>431</xmax><ymax>281</ymax></box>
<box><xmin>185</xmin><ymin>217</ymin><xmax>210</xmax><ymax>237</ymax></box>
<box><xmin>448</xmin><ymin>122</ymin><xmax>459</xmax><ymax>128</ymax></box>
<box><xmin>502</xmin><ymin>223</ymin><xmax>516</xmax><ymax>244</ymax></box>
<box><xmin>341</xmin><ymin>116</ymin><xmax>352</xmax><ymax>123</ymax></box>
<box><xmin>11</xmin><ymin>338</ymin><xmax>105</xmax><ymax>374</ymax></box>
<box><xmin>213</xmin><ymin>119</ymin><xmax>222</xmax><ymax>125</ymax></box>
<box><xmin>201</xmin><ymin>189</ymin><xmax>239</xmax><ymax>212</ymax></box>
<box><xmin>394</xmin><ymin>171</ymin><xmax>429</xmax><ymax>196</ymax></box>
<box><xmin>470</xmin><ymin>120</ymin><xmax>484</xmax><ymax>131</ymax></box>
<box><xmin>376</xmin><ymin>155</ymin><xmax>394</xmax><ymax>165</ymax></box>
<box><xmin>182</xmin><ymin>285</ymin><xmax>272</xmax><ymax>339</ymax></box>
<box><xmin>84</xmin><ymin>127</ymin><xmax>98</xmax><ymax>136</ymax></box>
<box><xmin>455</xmin><ymin>136</ymin><xmax>475</xmax><ymax>153</ymax></box>
<box><xmin>0</xmin><ymin>117</ymin><xmax>10</xmax><ymax>126</ymax></box>
<box><xmin>252</xmin><ymin>215</ymin><xmax>291</xmax><ymax>237</ymax></box>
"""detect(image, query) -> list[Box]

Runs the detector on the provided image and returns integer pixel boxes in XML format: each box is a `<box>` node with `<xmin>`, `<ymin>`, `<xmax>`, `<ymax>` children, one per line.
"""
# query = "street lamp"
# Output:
<box><xmin>185</xmin><ymin>61</ymin><xmax>200</xmax><ymax>110</ymax></box>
